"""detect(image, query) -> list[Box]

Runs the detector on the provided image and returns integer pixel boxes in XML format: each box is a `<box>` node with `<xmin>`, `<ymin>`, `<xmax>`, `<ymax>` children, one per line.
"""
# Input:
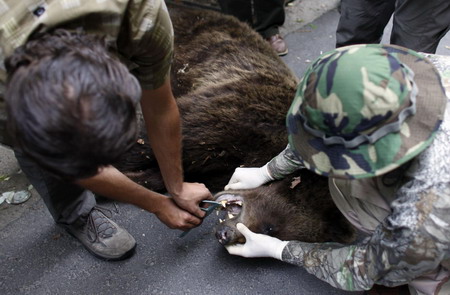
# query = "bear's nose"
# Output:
<box><xmin>215</xmin><ymin>226</ymin><xmax>233</xmax><ymax>245</ymax></box>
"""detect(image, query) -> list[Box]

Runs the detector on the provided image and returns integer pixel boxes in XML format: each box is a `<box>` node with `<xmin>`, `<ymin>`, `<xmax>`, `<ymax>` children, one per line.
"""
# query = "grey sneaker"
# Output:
<box><xmin>65</xmin><ymin>207</ymin><xmax>136</xmax><ymax>261</ymax></box>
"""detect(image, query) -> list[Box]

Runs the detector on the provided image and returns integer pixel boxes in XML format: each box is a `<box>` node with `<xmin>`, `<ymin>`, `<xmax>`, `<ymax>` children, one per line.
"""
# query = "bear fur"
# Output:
<box><xmin>114</xmin><ymin>6</ymin><xmax>298</xmax><ymax>192</ymax></box>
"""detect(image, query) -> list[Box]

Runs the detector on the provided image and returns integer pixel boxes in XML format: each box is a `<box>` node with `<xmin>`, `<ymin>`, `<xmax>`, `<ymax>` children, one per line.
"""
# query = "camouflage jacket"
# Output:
<box><xmin>267</xmin><ymin>54</ymin><xmax>450</xmax><ymax>291</ymax></box>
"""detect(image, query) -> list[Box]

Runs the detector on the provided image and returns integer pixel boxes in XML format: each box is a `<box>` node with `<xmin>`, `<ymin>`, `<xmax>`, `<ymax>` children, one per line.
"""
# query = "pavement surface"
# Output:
<box><xmin>1</xmin><ymin>1</ymin><xmax>450</xmax><ymax>294</ymax></box>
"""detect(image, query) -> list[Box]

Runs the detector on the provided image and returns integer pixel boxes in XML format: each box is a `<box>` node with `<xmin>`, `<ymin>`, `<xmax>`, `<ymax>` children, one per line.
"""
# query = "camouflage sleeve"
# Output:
<box><xmin>282</xmin><ymin>185</ymin><xmax>450</xmax><ymax>291</ymax></box>
<box><xmin>280</xmin><ymin>96</ymin><xmax>450</xmax><ymax>291</ymax></box>
<box><xmin>266</xmin><ymin>144</ymin><xmax>306</xmax><ymax>179</ymax></box>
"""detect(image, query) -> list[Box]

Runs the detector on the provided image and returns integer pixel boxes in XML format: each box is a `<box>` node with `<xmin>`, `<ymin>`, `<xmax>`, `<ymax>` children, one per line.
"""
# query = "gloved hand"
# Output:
<box><xmin>224</xmin><ymin>164</ymin><xmax>274</xmax><ymax>190</ymax></box>
<box><xmin>225</xmin><ymin>223</ymin><xmax>288</xmax><ymax>260</ymax></box>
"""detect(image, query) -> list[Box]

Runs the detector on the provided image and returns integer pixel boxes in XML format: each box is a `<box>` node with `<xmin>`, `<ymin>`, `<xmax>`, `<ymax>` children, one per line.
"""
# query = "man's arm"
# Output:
<box><xmin>140</xmin><ymin>78</ymin><xmax>212</xmax><ymax>218</ymax></box>
<box><xmin>228</xmin><ymin>180</ymin><xmax>450</xmax><ymax>291</ymax></box>
<box><xmin>76</xmin><ymin>166</ymin><xmax>201</xmax><ymax>230</ymax></box>
<box><xmin>227</xmin><ymin>142</ymin><xmax>450</xmax><ymax>291</ymax></box>
<box><xmin>280</xmin><ymin>178</ymin><xmax>450</xmax><ymax>291</ymax></box>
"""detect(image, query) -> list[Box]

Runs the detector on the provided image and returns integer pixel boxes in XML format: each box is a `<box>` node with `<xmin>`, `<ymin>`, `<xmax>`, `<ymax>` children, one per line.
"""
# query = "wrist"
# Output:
<box><xmin>261</xmin><ymin>163</ymin><xmax>275</xmax><ymax>182</ymax></box>
<box><xmin>274</xmin><ymin>241</ymin><xmax>289</xmax><ymax>260</ymax></box>
<box><xmin>165</xmin><ymin>180</ymin><xmax>183</xmax><ymax>199</ymax></box>
<box><xmin>138</xmin><ymin>191</ymin><xmax>167</xmax><ymax>214</ymax></box>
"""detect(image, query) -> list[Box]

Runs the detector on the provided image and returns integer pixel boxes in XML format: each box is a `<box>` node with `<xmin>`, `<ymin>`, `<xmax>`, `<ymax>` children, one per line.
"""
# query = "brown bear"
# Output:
<box><xmin>114</xmin><ymin>6</ymin><xmax>298</xmax><ymax>192</ymax></box>
<box><xmin>114</xmin><ymin>6</ymin><xmax>355</xmax><ymax>245</ymax></box>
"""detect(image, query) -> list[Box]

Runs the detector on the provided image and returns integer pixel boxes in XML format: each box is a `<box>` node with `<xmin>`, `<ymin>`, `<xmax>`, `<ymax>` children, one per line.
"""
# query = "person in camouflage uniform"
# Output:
<box><xmin>224</xmin><ymin>44</ymin><xmax>450</xmax><ymax>295</ymax></box>
<box><xmin>0</xmin><ymin>0</ymin><xmax>212</xmax><ymax>260</ymax></box>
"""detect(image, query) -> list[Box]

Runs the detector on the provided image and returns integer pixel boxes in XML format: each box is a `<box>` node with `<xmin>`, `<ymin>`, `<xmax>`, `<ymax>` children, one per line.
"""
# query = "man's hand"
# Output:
<box><xmin>76</xmin><ymin>166</ymin><xmax>205</xmax><ymax>231</ymax></box>
<box><xmin>225</xmin><ymin>164</ymin><xmax>274</xmax><ymax>190</ymax></box>
<box><xmin>172</xmin><ymin>182</ymin><xmax>213</xmax><ymax>218</ymax></box>
<box><xmin>225</xmin><ymin>223</ymin><xmax>288</xmax><ymax>260</ymax></box>
<box><xmin>153</xmin><ymin>196</ymin><xmax>203</xmax><ymax>230</ymax></box>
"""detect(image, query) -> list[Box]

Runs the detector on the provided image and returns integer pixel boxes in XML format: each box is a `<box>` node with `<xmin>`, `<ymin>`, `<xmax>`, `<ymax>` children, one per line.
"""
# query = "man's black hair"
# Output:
<box><xmin>5</xmin><ymin>29</ymin><xmax>141</xmax><ymax>180</ymax></box>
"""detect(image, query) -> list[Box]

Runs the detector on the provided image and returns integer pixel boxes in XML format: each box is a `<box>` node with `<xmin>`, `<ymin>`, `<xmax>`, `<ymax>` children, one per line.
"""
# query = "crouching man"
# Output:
<box><xmin>0</xmin><ymin>0</ymin><xmax>212</xmax><ymax>261</ymax></box>
<box><xmin>224</xmin><ymin>44</ymin><xmax>450</xmax><ymax>295</ymax></box>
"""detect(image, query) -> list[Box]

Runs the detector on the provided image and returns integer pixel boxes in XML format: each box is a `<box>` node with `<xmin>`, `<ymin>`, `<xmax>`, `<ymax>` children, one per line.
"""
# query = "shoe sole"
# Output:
<box><xmin>278</xmin><ymin>48</ymin><xmax>289</xmax><ymax>56</ymax></box>
<box><xmin>86</xmin><ymin>243</ymin><xmax>137</xmax><ymax>261</ymax></box>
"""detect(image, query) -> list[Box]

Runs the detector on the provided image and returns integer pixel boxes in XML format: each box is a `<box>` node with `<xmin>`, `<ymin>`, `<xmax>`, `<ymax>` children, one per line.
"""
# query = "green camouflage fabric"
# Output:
<box><xmin>0</xmin><ymin>0</ymin><xmax>173</xmax><ymax>146</ymax></box>
<box><xmin>267</xmin><ymin>144</ymin><xmax>305</xmax><ymax>179</ymax></box>
<box><xmin>286</xmin><ymin>44</ymin><xmax>447</xmax><ymax>179</ymax></box>
<box><xmin>275</xmin><ymin>54</ymin><xmax>450</xmax><ymax>293</ymax></box>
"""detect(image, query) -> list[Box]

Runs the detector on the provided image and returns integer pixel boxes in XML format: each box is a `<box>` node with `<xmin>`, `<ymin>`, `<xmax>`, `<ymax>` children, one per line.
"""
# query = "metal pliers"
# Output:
<box><xmin>179</xmin><ymin>200</ymin><xmax>222</xmax><ymax>238</ymax></box>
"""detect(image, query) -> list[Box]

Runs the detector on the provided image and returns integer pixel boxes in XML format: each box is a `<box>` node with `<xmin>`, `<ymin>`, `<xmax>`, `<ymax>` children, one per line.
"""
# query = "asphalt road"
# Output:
<box><xmin>1</xmin><ymin>1</ymin><xmax>449</xmax><ymax>294</ymax></box>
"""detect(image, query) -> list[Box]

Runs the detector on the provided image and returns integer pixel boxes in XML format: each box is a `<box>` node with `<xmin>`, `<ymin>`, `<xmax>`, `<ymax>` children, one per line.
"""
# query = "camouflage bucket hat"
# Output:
<box><xmin>287</xmin><ymin>44</ymin><xmax>447</xmax><ymax>179</ymax></box>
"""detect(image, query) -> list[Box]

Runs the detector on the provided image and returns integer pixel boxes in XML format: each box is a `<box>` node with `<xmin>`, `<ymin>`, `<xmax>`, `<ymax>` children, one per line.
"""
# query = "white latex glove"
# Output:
<box><xmin>225</xmin><ymin>223</ymin><xmax>288</xmax><ymax>260</ymax></box>
<box><xmin>224</xmin><ymin>164</ymin><xmax>274</xmax><ymax>190</ymax></box>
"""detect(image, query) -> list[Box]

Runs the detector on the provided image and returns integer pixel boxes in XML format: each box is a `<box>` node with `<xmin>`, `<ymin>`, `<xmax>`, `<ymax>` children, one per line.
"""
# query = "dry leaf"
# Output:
<box><xmin>290</xmin><ymin>176</ymin><xmax>301</xmax><ymax>189</ymax></box>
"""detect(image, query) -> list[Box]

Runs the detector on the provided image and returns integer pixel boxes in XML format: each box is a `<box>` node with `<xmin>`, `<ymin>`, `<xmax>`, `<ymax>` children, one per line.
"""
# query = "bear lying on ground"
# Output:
<box><xmin>114</xmin><ymin>6</ymin><xmax>355</xmax><ymax>244</ymax></box>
